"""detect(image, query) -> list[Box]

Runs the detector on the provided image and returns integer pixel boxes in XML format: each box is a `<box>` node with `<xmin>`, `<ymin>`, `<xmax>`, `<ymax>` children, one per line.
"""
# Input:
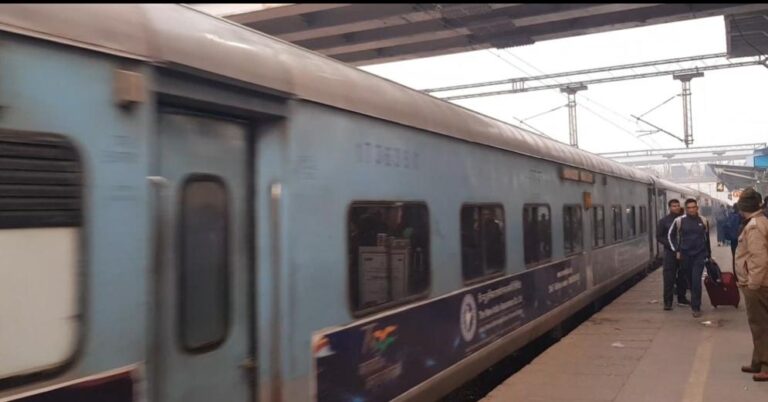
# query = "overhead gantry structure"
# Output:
<box><xmin>193</xmin><ymin>4</ymin><xmax>768</xmax><ymax>65</ymax></box>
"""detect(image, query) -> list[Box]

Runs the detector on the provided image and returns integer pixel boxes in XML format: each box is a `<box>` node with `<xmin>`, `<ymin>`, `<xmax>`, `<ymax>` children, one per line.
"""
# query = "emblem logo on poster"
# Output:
<box><xmin>460</xmin><ymin>294</ymin><xmax>477</xmax><ymax>342</ymax></box>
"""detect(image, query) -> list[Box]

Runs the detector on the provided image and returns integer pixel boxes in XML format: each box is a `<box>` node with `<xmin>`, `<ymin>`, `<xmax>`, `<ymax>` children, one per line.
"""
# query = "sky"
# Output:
<box><xmin>360</xmin><ymin>16</ymin><xmax>768</xmax><ymax>155</ymax></box>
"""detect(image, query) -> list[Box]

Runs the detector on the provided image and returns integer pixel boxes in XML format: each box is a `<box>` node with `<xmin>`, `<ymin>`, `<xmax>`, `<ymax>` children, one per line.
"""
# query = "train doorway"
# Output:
<box><xmin>152</xmin><ymin>110</ymin><xmax>255</xmax><ymax>402</ymax></box>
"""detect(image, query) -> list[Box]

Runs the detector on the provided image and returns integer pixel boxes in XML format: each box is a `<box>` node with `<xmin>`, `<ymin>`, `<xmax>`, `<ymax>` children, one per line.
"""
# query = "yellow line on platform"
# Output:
<box><xmin>682</xmin><ymin>332</ymin><xmax>714</xmax><ymax>402</ymax></box>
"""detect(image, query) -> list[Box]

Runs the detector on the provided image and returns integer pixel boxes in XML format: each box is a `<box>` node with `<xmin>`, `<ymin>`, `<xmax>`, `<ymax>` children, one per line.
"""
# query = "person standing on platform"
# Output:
<box><xmin>656</xmin><ymin>199</ymin><xmax>688</xmax><ymax>310</ymax></box>
<box><xmin>716</xmin><ymin>205</ymin><xmax>728</xmax><ymax>246</ymax></box>
<box><xmin>668</xmin><ymin>198</ymin><xmax>712</xmax><ymax>318</ymax></box>
<box><xmin>725</xmin><ymin>204</ymin><xmax>743</xmax><ymax>269</ymax></box>
<box><xmin>735</xmin><ymin>188</ymin><xmax>768</xmax><ymax>382</ymax></box>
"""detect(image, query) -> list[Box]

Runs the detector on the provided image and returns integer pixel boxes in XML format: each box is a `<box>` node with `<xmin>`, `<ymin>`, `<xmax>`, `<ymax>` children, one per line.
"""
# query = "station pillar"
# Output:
<box><xmin>560</xmin><ymin>84</ymin><xmax>588</xmax><ymax>148</ymax></box>
<box><xmin>672</xmin><ymin>72</ymin><xmax>704</xmax><ymax>148</ymax></box>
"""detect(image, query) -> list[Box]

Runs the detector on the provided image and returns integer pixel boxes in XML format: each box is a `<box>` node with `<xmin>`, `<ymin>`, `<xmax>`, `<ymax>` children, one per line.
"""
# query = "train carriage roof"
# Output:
<box><xmin>654</xmin><ymin>178</ymin><xmax>698</xmax><ymax>196</ymax></box>
<box><xmin>0</xmin><ymin>4</ymin><xmax>656</xmax><ymax>183</ymax></box>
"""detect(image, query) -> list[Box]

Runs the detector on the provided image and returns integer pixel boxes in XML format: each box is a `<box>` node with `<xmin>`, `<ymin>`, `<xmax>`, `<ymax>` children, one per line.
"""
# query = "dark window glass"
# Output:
<box><xmin>626</xmin><ymin>206</ymin><xmax>636</xmax><ymax>238</ymax></box>
<box><xmin>523</xmin><ymin>204</ymin><xmax>552</xmax><ymax>266</ymax></box>
<box><xmin>0</xmin><ymin>130</ymin><xmax>82</xmax><ymax>229</ymax></box>
<box><xmin>179</xmin><ymin>177</ymin><xmax>229</xmax><ymax>350</ymax></box>
<box><xmin>612</xmin><ymin>205</ymin><xmax>623</xmax><ymax>242</ymax></box>
<box><xmin>593</xmin><ymin>205</ymin><xmax>605</xmax><ymax>248</ymax></box>
<box><xmin>563</xmin><ymin>205</ymin><xmax>583</xmax><ymax>255</ymax></box>
<box><xmin>461</xmin><ymin>205</ymin><xmax>506</xmax><ymax>282</ymax></box>
<box><xmin>639</xmin><ymin>206</ymin><xmax>647</xmax><ymax>234</ymax></box>
<box><xmin>349</xmin><ymin>202</ymin><xmax>430</xmax><ymax>313</ymax></box>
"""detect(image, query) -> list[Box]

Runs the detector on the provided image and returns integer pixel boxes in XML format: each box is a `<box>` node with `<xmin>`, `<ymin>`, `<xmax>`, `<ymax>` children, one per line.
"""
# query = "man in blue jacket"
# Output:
<box><xmin>724</xmin><ymin>204</ymin><xmax>743</xmax><ymax>269</ymax></box>
<box><xmin>656</xmin><ymin>199</ymin><xmax>688</xmax><ymax>310</ymax></box>
<box><xmin>668</xmin><ymin>198</ymin><xmax>712</xmax><ymax>318</ymax></box>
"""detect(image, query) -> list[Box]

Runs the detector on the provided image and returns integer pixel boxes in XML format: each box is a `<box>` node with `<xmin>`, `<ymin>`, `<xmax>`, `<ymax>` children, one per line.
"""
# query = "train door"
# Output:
<box><xmin>647</xmin><ymin>187</ymin><xmax>655</xmax><ymax>257</ymax></box>
<box><xmin>655</xmin><ymin>189</ymin><xmax>667</xmax><ymax>259</ymax></box>
<box><xmin>153</xmin><ymin>110</ymin><xmax>254</xmax><ymax>402</ymax></box>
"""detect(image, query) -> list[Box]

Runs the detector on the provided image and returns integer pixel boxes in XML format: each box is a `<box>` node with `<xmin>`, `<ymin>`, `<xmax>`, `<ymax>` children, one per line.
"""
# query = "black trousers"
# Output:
<box><xmin>682</xmin><ymin>251</ymin><xmax>708</xmax><ymax>311</ymax></box>
<box><xmin>663</xmin><ymin>249</ymin><xmax>688</xmax><ymax>305</ymax></box>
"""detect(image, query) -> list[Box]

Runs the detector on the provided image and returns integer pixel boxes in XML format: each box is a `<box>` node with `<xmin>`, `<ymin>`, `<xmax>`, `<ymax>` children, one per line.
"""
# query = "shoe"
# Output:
<box><xmin>742</xmin><ymin>365</ymin><xmax>761</xmax><ymax>374</ymax></box>
<box><xmin>753</xmin><ymin>372</ymin><xmax>768</xmax><ymax>382</ymax></box>
<box><xmin>678</xmin><ymin>299</ymin><xmax>691</xmax><ymax>306</ymax></box>
<box><xmin>664</xmin><ymin>305</ymin><xmax>672</xmax><ymax>311</ymax></box>
<box><xmin>692</xmin><ymin>310</ymin><xmax>702</xmax><ymax>318</ymax></box>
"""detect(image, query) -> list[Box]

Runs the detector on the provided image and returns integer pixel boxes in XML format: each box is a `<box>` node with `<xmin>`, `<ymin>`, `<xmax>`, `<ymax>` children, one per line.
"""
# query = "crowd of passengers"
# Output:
<box><xmin>656</xmin><ymin>189</ymin><xmax>768</xmax><ymax>382</ymax></box>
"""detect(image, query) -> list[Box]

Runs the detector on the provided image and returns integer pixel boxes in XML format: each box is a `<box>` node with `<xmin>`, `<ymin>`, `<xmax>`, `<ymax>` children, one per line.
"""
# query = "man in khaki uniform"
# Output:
<box><xmin>735</xmin><ymin>188</ymin><xmax>768</xmax><ymax>381</ymax></box>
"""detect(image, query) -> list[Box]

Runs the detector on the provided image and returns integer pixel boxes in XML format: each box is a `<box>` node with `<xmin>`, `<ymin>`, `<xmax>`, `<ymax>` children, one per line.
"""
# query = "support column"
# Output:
<box><xmin>673</xmin><ymin>72</ymin><xmax>704</xmax><ymax>148</ymax></box>
<box><xmin>560</xmin><ymin>85</ymin><xmax>587</xmax><ymax>148</ymax></box>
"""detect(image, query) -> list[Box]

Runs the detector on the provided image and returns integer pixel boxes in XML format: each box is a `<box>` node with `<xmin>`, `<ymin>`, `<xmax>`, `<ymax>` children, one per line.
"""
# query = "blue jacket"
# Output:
<box><xmin>723</xmin><ymin>211</ymin><xmax>742</xmax><ymax>243</ymax></box>
<box><xmin>656</xmin><ymin>213</ymin><xmax>681</xmax><ymax>251</ymax></box>
<box><xmin>668</xmin><ymin>214</ymin><xmax>711</xmax><ymax>256</ymax></box>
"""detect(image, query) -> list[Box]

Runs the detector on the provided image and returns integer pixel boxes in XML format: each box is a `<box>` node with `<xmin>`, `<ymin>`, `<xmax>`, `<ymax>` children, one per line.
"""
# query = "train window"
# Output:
<box><xmin>563</xmin><ymin>204</ymin><xmax>583</xmax><ymax>255</ymax></box>
<box><xmin>349</xmin><ymin>202</ymin><xmax>430</xmax><ymax>314</ymax></box>
<box><xmin>461</xmin><ymin>204</ymin><xmax>506</xmax><ymax>283</ymax></box>
<box><xmin>179</xmin><ymin>176</ymin><xmax>230</xmax><ymax>351</ymax></box>
<box><xmin>626</xmin><ymin>206</ymin><xmax>637</xmax><ymax>238</ymax></box>
<box><xmin>612</xmin><ymin>205</ymin><xmax>623</xmax><ymax>242</ymax></box>
<box><xmin>0</xmin><ymin>130</ymin><xmax>82</xmax><ymax>379</ymax></box>
<box><xmin>592</xmin><ymin>205</ymin><xmax>605</xmax><ymax>248</ymax></box>
<box><xmin>639</xmin><ymin>206</ymin><xmax>648</xmax><ymax>234</ymax></box>
<box><xmin>523</xmin><ymin>204</ymin><xmax>552</xmax><ymax>266</ymax></box>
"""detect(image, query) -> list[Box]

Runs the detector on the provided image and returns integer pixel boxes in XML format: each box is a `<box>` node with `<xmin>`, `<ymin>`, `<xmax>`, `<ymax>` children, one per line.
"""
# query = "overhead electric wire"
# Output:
<box><xmin>522</xmin><ymin>103</ymin><xmax>568</xmax><ymax>122</ymax></box>
<box><xmin>411</xmin><ymin>3</ymin><xmax>561</xmax><ymax>139</ymax></box>
<box><xmin>638</xmin><ymin>94</ymin><xmax>679</xmax><ymax>119</ymax></box>
<box><xmin>496</xmin><ymin>48</ymin><xmax>658</xmax><ymax>148</ymax></box>
<box><xmin>413</xmin><ymin>4</ymin><xmax>662</xmax><ymax>148</ymax></box>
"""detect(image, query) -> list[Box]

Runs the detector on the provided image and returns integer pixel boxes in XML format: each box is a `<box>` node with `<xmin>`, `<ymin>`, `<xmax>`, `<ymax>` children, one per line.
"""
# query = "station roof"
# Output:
<box><xmin>709</xmin><ymin>164</ymin><xmax>768</xmax><ymax>194</ymax></box>
<box><xmin>194</xmin><ymin>3</ymin><xmax>768</xmax><ymax>65</ymax></box>
<box><xmin>726</xmin><ymin>9</ymin><xmax>768</xmax><ymax>58</ymax></box>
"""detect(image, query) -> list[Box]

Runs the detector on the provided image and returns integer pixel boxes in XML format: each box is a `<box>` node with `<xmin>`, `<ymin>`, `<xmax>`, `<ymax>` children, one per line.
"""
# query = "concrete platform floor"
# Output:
<box><xmin>482</xmin><ymin>241</ymin><xmax>768</xmax><ymax>402</ymax></box>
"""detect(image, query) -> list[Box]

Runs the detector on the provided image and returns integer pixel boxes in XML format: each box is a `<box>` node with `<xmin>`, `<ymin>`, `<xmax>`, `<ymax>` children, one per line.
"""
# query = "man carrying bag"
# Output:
<box><xmin>668</xmin><ymin>198</ymin><xmax>712</xmax><ymax>318</ymax></box>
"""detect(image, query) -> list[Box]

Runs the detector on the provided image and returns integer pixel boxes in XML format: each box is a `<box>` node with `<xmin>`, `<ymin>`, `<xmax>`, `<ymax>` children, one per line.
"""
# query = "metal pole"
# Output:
<box><xmin>682</xmin><ymin>80</ymin><xmax>692</xmax><ymax>147</ymax></box>
<box><xmin>560</xmin><ymin>85</ymin><xmax>587</xmax><ymax>148</ymax></box>
<box><xmin>567</xmin><ymin>92</ymin><xmax>578</xmax><ymax>147</ymax></box>
<box><xmin>673</xmin><ymin>72</ymin><xmax>704</xmax><ymax>148</ymax></box>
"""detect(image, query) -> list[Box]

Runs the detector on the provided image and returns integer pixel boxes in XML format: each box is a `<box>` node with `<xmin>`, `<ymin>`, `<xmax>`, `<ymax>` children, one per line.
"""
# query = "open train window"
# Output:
<box><xmin>625</xmin><ymin>205</ymin><xmax>636</xmax><ymax>238</ymax></box>
<box><xmin>639</xmin><ymin>206</ymin><xmax>648</xmax><ymax>234</ymax></box>
<box><xmin>523</xmin><ymin>204</ymin><xmax>551</xmax><ymax>267</ymax></box>
<box><xmin>611</xmin><ymin>205</ymin><xmax>623</xmax><ymax>242</ymax></box>
<box><xmin>179</xmin><ymin>175</ymin><xmax>230</xmax><ymax>351</ymax></box>
<box><xmin>563</xmin><ymin>204</ymin><xmax>583</xmax><ymax>255</ymax></box>
<box><xmin>348</xmin><ymin>202</ymin><xmax>430</xmax><ymax>314</ymax></box>
<box><xmin>0</xmin><ymin>130</ymin><xmax>82</xmax><ymax>381</ymax></box>
<box><xmin>592</xmin><ymin>205</ymin><xmax>605</xmax><ymax>248</ymax></box>
<box><xmin>461</xmin><ymin>204</ymin><xmax>505</xmax><ymax>283</ymax></box>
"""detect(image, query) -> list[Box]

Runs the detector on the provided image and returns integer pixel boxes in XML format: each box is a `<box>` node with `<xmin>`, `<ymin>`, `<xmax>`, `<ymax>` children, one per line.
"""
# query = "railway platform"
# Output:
<box><xmin>482</xmin><ymin>240</ymin><xmax>768</xmax><ymax>402</ymax></box>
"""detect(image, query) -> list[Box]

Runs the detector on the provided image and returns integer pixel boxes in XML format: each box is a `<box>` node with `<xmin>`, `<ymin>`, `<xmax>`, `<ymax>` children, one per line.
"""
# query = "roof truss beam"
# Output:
<box><xmin>297</xmin><ymin>4</ymin><xmax>651</xmax><ymax>56</ymax></box>
<box><xmin>334</xmin><ymin>3</ymin><xmax>766</xmax><ymax>65</ymax></box>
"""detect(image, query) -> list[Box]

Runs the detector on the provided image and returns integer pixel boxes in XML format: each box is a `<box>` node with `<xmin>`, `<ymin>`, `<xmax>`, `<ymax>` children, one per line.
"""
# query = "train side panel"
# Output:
<box><xmin>277</xmin><ymin>101</ymin><xmax>653</xmax><ymax>401</ymax></box>
<box><xmin>0</xmin><ymin>33</ymin><xmax>150</xmax><ymax>398</ymax></box>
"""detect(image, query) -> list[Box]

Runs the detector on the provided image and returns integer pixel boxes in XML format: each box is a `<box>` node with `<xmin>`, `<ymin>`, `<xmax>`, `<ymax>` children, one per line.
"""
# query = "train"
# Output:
<box><xmin>0</xmin><ymin>4</ymin><xmax>727</xmax><ymax>402</ymax></box>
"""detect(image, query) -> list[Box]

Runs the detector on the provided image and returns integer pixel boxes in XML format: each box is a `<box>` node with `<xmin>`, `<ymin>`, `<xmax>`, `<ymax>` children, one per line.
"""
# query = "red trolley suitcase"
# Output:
<box><xmin>704</xmin><ymin>271</ymin><xmax>740</xmax><ymax>308</ymax></box>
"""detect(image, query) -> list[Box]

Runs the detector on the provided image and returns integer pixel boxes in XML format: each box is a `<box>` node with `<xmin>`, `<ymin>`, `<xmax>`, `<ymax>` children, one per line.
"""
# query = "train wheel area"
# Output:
<box><xmin>477</xmin><ymin>240</ymin><xmax>768</xmax><ymax>402</ymax></box>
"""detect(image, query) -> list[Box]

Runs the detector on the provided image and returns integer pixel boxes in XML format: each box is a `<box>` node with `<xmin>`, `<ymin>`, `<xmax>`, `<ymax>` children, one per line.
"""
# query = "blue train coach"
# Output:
<box><xmin>0</xmin><ymin>4</ymin><xmax>723</xmax><ymax>402</ymax></box>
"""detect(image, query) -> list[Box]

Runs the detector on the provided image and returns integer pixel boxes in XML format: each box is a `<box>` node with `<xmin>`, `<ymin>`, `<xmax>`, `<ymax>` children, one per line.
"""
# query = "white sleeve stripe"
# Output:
<box><xmin>668</xmin><ymin>216</ymin><xmax>680</xmax><ymax>252</ymax></box>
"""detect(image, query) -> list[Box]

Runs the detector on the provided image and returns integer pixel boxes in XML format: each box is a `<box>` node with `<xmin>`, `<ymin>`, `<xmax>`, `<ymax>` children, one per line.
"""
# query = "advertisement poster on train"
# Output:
<box><xmin>313</xmin><ymin>258</ymin><xmax>586</xmax><ymax>402</ymax></box>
